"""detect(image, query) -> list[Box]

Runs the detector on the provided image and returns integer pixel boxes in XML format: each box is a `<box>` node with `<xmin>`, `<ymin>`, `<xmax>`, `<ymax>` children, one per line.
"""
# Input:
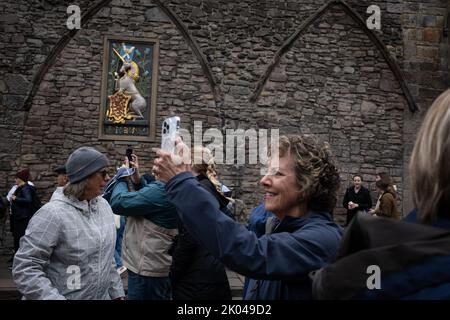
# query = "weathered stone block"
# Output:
<box><xmin>423</xmin><ymin>15</ymin><xmax>437</xmax><ymax>27</ymax></box>
<box><xmin>356</xmin><ymin>85</ymin><xmax>366</xmax><ymax>93</ymax></box>
<box><xmin>111</xmin><ymin>7</ymin><xmax>128</xmax><ymax>15</ymax></box>
<box><xmin>337</xmin><ymin>102</ymin><xmax>351</xmax><ymax>113</ymax></box>
<box><xmin>343</xmin><ymin>67</ymin><xmax>355</xmax><ymax>74</ymax></box>
<box><xmin>417</xmin><ymin>45</ymin><xmax>439</xmax><ymax>60</ymax></box>
<box><xmin>270</xmin><ymin>72</ymin><xmax>287</xmax><ymax>82</ymax></box>
<box><xmin>0</xmin><ymin>79</ymin><xmax>8</xmax><ymax>93</ymax></box>
<box><xmin>361</xmin><ymin>101</ymin><xmax>377</xmax><ymax>115</ymax></box>
<box><xmin>387</xmin><ymin>3</ymin><xmax>403</xmax><ymax>14</ymax></box>
<box><xmin>112</xmin><ymin>0</ymin><xmax>132</xmax><ymax>6</ymax></box>
<box><xmin>27</xmin><ymin>39</ymin><xmax>43</xmax><ymax>48</ymax></box>
<box><xmin>145</xmin><ymin>7</ymin><xmax>170</xmax><ymax>22</ymax></box>
<box><xmin>5</xmin><ymin>74</ymin><xmax>31</xmax><ymax>95</ymax></box>
<box><xmin>4</xmin><ymin>94</ymin><xmax>25</xmax><ymax>110</ymax></box>
<box><xmin>79</xmin><ymin>88</ymin><xmax>92</xmax><ymax>97</ymax></box>
<box><xmin>423</xmin><ymin>28</ymin><xmax>441</xmax><ymax>43</ymax></box>
<box><xmin>0</xmin><ymin>14</ymin><xmax>19</xmax><ymax>23</ymax></box>
<box><xmin>314</xmin><ymin>37</ymin><xmax>329</xmax><ymax>45</ymax></box>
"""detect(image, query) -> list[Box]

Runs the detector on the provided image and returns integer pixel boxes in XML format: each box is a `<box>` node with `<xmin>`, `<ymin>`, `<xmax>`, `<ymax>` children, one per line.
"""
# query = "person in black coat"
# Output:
<box><xmin>169</xmin><ymin>147</ymin><xmax>232</xmax><ymax>300</ymax></box>
<box><xmin>343</xmin><ymin>175</ymin><xmax>372</xmax><ymax>226</ymax></box>
<box><xmin>10</xmin><ymin>169</ymin><xmax>37</xmax><ymax>252</ymax></box>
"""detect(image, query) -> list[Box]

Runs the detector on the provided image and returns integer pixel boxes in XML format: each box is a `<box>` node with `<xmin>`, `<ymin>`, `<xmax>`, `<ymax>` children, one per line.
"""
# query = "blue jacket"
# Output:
<box><xmin>109</xmin><ymin>177</ymin><xmax>177</xmax><ymax>229</ymax></box>
<box><xmin>243</xmin><ymin>204</ymin><xmax>275</xmax><ymax>297</ymax></box>
<box><xmin>247</xmin><ymin>204</ymin><xmax>275</xmax><ymax>237</ymax></box>
<box><xmin>165</xmin><ymin>172</ymin><xmax>343</xmax><ymax>299</ymax></box>
<box><xmin>312</xmin><ymin>212</ymin><xmax>450</xmax><ymax>299</ymax></box>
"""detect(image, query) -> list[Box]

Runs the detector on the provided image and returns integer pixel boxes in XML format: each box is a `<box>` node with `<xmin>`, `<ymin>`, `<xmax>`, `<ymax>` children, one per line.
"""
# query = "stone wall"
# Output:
<box><xmin>0</xmin><ymin>0</ymin><xmax>449</xmax><ymax>251</ymax></box>
<box><xmin>244</xmin><ymin>4</ymin><xmax>408</xmax><ymax>223</ymax></box>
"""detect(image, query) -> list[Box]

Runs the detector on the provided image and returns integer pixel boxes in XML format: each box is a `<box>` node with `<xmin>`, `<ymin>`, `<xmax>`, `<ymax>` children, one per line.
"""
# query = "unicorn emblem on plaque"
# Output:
<box><xmin>106</xmin><ymin>43</ymin><xmax>147</xmax><ymax>124</ymax></box>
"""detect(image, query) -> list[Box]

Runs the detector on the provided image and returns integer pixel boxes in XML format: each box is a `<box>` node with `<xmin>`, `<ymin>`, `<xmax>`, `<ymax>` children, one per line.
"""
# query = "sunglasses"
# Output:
<box><xmin>97</xmin><ymin>169</ymin><xmax>109</xmax><ymax>179</ymax></box>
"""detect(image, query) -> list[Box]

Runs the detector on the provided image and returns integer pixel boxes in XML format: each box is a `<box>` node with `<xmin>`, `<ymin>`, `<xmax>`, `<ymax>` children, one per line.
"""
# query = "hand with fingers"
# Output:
<box><xmin>125</xmin><ymin>154</ymin><xmax>141</xmax><ymax>184</ymax></box>
<box><xmin>153</xmin><ymin>137</ymin><xmax>191</xmax><ymax>182</ymax></box>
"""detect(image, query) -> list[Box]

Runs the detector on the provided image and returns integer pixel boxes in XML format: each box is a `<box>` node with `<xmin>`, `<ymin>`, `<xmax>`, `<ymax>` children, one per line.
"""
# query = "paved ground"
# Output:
<box><xmin>227</xmin><ymin>269</ymin><xmax>245</xmax><ymax>300</ymax></box>
<box><xmin>0</xmin><ymin>254</ymin><xmax>244</xmax><ymax>300</ymax></box>
<box><xmin>0</xmin><ymin>255</ymin><xmax>20</xmax><ymax>300</ymax></box>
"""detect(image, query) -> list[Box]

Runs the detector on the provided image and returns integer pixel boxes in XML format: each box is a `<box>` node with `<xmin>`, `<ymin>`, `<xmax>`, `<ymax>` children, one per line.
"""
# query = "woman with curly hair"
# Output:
<box><xmin>153</xmin><ymin>134</ymin><xmax>343</xmax><ymax>299</ymax></box>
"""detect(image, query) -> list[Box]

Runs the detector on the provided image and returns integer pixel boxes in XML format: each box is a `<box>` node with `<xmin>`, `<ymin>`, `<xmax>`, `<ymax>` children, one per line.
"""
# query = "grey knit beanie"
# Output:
<box><xmin>66</xmin><ymin>147</ymin><xmax>109</xmax><ymax>184</ymax></box>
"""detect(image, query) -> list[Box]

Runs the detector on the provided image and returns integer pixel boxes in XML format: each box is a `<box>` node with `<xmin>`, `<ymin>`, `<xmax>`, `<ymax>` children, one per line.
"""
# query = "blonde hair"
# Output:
<box><xmin>192</xmin><ymin>146</ymin><xmax>224</xmax><ymax>195</ymax></box>
<box><xmin>410</xmin><ymin>88</ymin><xmax>450</xmax><ymax>222</ymax></box>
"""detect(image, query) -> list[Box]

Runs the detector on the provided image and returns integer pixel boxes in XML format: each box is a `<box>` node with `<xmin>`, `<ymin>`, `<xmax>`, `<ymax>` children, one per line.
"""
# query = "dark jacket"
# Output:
<box><xmin>0</xmin><ymin>196</ymin><xmax>7</xmax><ymax>219</ymax></box>
<box><xmin>343</xmin><ymin>186</ymin><xmax>372</xmax><ymax>224</ymax></box>
<box><xmin>166</xmin><ymin>172</ymin><xmax>343</xmax><ymax>300</ymax></box>
<box><xmin>170</xmin><ymin>174</ymin><xmax>231</xmax><ymax>300</ymax></box>
<box><xmin>312</xmin><ymin>212</ymin><xmax>450</xmax><ymax>299</ymax></box>
<box><xmin>11</xmin><ymin>184</ymin><xmax>36</xmax><ymax>220</ymax></box>
<box><xmin>247</xmin><ymin>204</ymin><xmax>275</xmax><ymax>237</ymax></box>
<box><xmin>243</xmin><ymin>204</ymin><xmax>275</xmax><ymax>298</ymax></box>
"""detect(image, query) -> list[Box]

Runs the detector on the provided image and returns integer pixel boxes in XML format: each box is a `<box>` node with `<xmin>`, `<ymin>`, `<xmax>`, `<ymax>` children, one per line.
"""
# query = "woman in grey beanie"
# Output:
<box><xmin>12</xmin><ymin>146</ymin><xmax>125</xmax><ymax>300</ymax></box>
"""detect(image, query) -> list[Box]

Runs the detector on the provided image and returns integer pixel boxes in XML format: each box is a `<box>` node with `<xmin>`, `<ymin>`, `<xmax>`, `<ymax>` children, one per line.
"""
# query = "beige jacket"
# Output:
<box><xmin>122</xmin><ymin>216</ymin><xmax>178</xmax><ymax>277</ymax></box>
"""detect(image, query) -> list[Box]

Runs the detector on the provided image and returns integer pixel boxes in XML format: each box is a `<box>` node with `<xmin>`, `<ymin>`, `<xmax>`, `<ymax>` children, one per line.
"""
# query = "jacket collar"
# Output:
<box><xmin>274</xmin><ymin>210</ymin><xmax>333</xmax><ymax>233</ymax></box>
<box><xmin>55</xmin><ymin>192</ymin><xmax>100</xmax><ymax>216</ymax></box>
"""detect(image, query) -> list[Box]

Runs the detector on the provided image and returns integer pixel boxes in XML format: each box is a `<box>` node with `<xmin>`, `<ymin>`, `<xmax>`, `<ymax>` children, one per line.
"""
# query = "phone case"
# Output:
<box><xmin>161</xmin><ymin>116</ymin><xmax>180</xmax><ymax>154</ymax></box>
<box><xmin>126</xmin><ymin>149</ymin><xmax>133</xmax><ymax>160</ymax></box>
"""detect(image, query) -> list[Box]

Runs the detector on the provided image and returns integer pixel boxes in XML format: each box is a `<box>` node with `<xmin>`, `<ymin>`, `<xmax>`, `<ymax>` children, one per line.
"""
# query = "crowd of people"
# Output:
<box><xmin>2</xmin><ymin>88</ymin><xmax>450</xmax><ymax>299</ymax></box>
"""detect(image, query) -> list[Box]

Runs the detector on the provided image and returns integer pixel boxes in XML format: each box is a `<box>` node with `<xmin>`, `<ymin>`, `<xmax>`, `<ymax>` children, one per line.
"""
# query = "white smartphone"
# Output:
<box><xmin>161</xmin><ymin>116</ymin><xmax>180</xmax><ymax>154</ymax></box>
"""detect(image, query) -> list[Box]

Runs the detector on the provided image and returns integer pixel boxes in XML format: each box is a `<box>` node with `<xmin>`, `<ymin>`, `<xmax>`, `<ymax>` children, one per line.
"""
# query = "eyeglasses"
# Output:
<box><xmin>97</xmin><ymin>169</ymin><xmax>109</xmax><ymax>179</ymax></box>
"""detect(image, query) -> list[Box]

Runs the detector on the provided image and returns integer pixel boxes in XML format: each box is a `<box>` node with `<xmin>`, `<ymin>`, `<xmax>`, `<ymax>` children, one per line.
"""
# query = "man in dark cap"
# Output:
<box><xmin>50</xmin><ymin>165</ymin><xmax>68</xmax><ymax>201</ymax></box>
<box><xmin>55</xmin><ymin>165</ymin><xmax>67</xmax><ymax>187</ymax></box>
<box><xmin>12</xmin><ymin>147</ymin><xmax>125</xmax><ymax>300</ymax></box>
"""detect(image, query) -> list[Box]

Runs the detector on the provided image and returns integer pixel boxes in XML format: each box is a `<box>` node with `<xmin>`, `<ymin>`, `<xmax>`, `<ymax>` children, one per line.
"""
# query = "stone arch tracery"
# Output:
<box><xmin>249</xmin><ymin>0</ymin><xmax>418</xmax><ymax>113</ymax></box>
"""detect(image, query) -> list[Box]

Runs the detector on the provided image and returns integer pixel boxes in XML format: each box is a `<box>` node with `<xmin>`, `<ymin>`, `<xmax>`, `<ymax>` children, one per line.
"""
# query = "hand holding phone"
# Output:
<box><xmin>161</xmin><ymin>116</ymin><xmax>180</xmax><ymax>154</ymax></box>
<box><xmin>126</xmin><ymin>148</ymin><xmax>133</xmax><ymax>168</ymax></box>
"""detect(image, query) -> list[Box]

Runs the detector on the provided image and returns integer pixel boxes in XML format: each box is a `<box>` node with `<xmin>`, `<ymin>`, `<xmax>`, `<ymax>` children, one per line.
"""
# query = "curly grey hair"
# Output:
<box><xmin>276</xmin><ymin>134</ymin><xmax>340</xmax><ymax>211</ymax></box>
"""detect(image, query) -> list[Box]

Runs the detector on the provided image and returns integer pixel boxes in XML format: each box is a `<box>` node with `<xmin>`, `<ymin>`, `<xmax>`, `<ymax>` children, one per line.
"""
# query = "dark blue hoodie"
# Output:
<box><xmin>166</xmin><ymin>172</ymin><xmax>343</xmax><ymax>300</ymax></box>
